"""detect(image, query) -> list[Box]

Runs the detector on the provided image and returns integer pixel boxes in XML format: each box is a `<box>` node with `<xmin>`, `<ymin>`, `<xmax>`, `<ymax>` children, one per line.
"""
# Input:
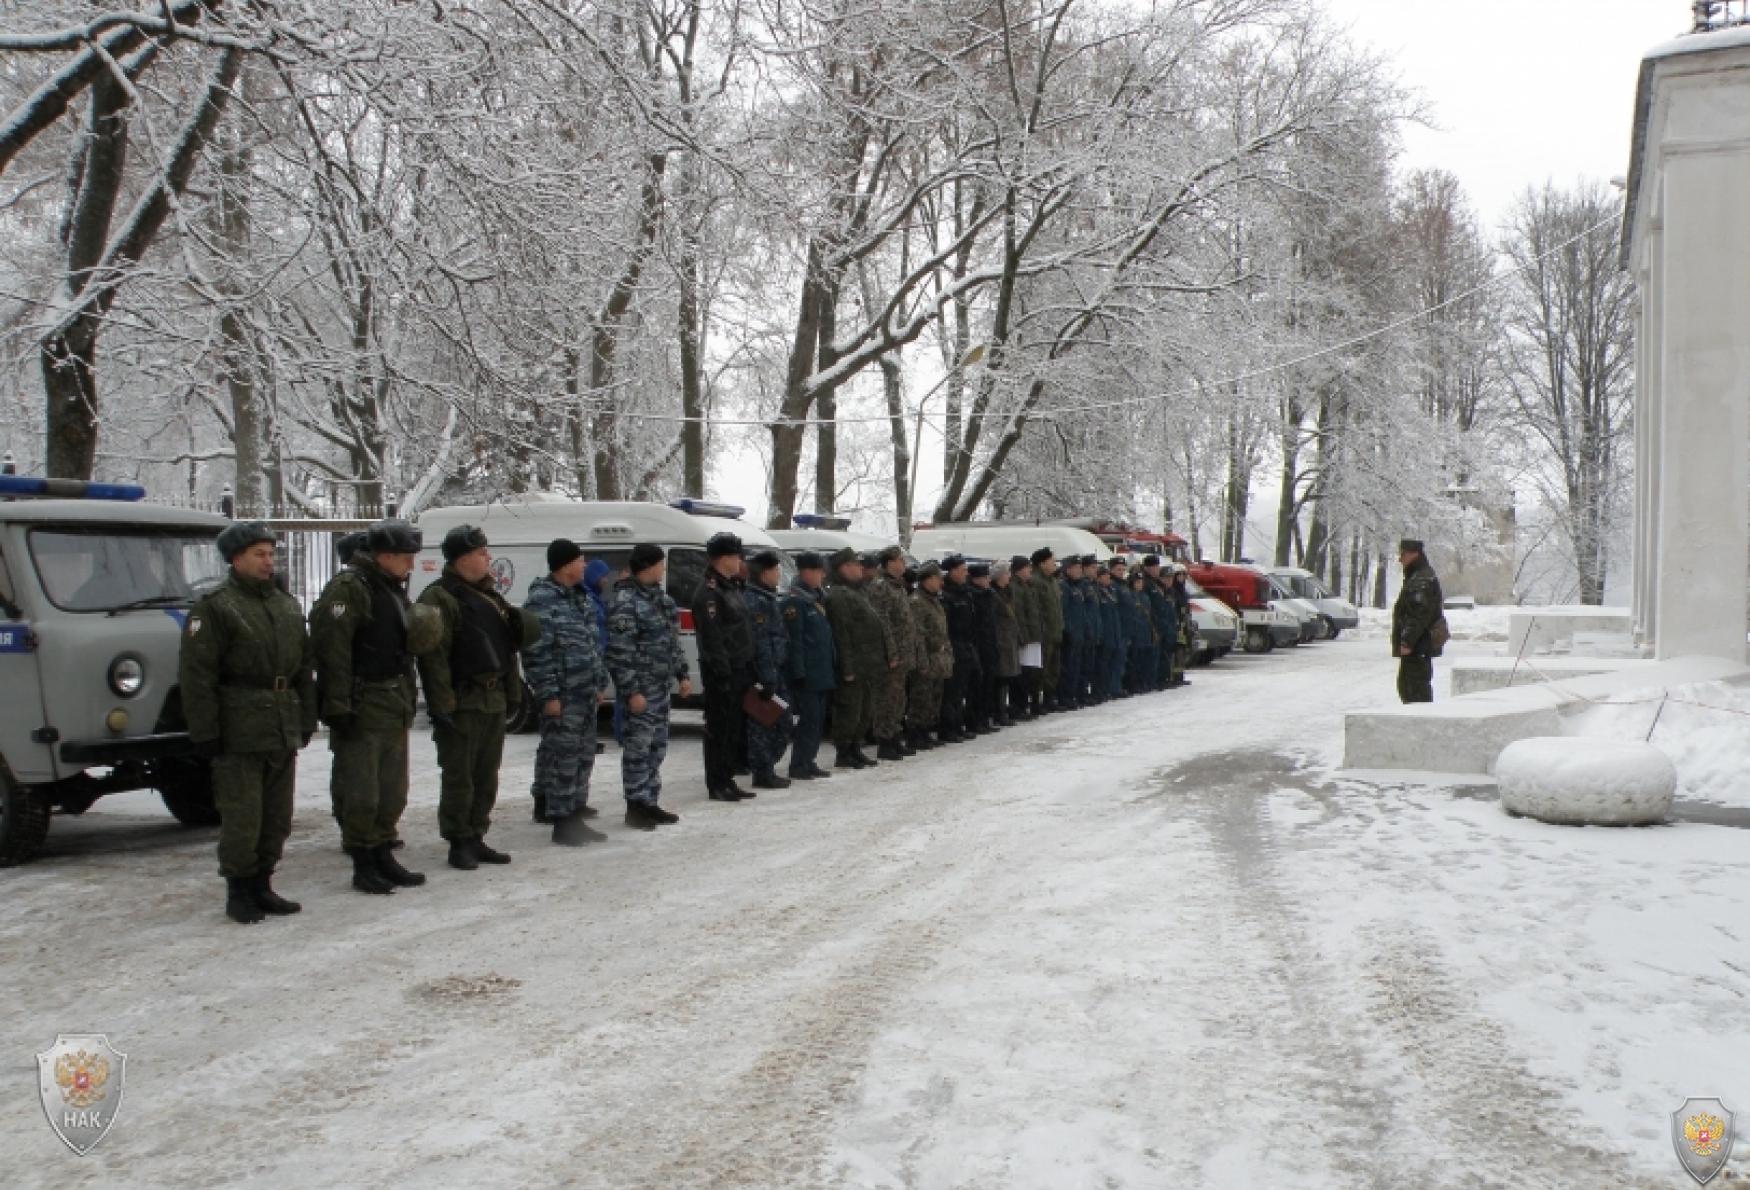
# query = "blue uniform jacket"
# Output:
<box><xmin>781</xmin><ymin>579</ymin><xmax>838</xmax><ymax>692</ymax></box>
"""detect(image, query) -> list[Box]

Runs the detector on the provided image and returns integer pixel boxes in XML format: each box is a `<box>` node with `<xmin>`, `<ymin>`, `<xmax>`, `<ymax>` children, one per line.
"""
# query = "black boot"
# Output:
<box><xmin>552</xmin><ymin>809</ymin><xmax>605</xmax><ymax>846</ymax></box>
<box><xmin>753</xmin><ymin>772</ymin><xmax>792</xmax><ymax>790</ymax></box>
<box><xmin>226</xmin><ymin>877</ymin><xmax>266</xmax><ymax>924</ymax></box>
<box><xmin>373</xmin><ymin>843</ymin><xmax>426</xmax><ymax>887</ymax></box>
<box><xmin>349</xmin><ymin>847</ymin><xmax>397</xmax><ymax>894</ymax></box>
<box><xmin>807</xmin><ymin>762</ymin><xmax>833</xmax><ymax>779</ymax></box>
<box><xmin>709</xmin><ymin>786</ymin><xmax>745</xmax><ymax>802</ymax></box>
<box><xmin>472</xmin><ymin>838</ymin><xmax>512</xmax><ymax>864</ymax></box>
<box><xmin>647</xmin><ymin>803</ymin><xmax>680</xmax><ymax>825</ymax></box>
<box><xmin>625</xmin><ymin>800</ymin><xmax>660</xmax><ymax>831</ymax></box>
<box><xmin>532</xmin><ymin>794</ymin><xmax>549</xmax><ymax>824</ymax></box>
<box><xmin>851</xmin><ymin>748</ymin><xmax>877</xmax><ymax>768</ymax></box>
<box><xmin>877</xmin><ymin>739</ymin><xmax>905</xmax><ymax>762</ymax></box>
<box><xmin>899</xmin><ymin>735</ymin><xmax>918</xmax><ymax>755</ymax></box>
<box><xmin>447</xmin><ymin>839</ymin><xmax>479</xmax><ymax>871</ymax></box>
<box><xmin>834</xmin><ymin>747</ymin><xmax>861</xmax><ymax>770</ymax></box>
<box><xmin>251</xmin><ymin>871</ymin><xmax>302</xmax><ymax>915</ymax></box>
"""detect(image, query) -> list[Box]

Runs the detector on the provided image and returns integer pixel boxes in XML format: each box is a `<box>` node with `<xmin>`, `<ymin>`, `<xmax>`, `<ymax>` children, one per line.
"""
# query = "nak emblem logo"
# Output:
<box><xmin>37</xmin><ymin>1034</ymin><xmax>126</xmax><ymax>1156</ymax></box>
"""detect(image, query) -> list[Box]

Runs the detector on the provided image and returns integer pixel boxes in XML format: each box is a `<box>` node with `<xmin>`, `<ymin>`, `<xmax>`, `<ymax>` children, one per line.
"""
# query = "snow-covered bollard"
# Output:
<box><xmin>1495</xmin><ymin>737</ymin><xmax>1676</xmax><ymax>826</ymax></box>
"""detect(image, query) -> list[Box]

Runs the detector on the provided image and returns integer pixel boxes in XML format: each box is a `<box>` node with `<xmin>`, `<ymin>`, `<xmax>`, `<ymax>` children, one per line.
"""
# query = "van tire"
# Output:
<box><xmin>1243</xmin><ymin>626</ymin><xmax>1272</xmax><ymax>654</ymax></box>
<box><xmin>1320</xmin><ymin>616</ymin><xmax>1340</xmax><ymax>641</ymax></box>
<box><xmin>0</xmin><ymin>770</ymin><xmax>51</xmax><ymax>867</ymax></box>
<box><xmin>156</xmin><ymin>758</ymin><xmax>221</xmax><ymax>827</ymax></box>
<box><xmin>506</xmin><ymin>681</ymin><xmax>536</xmax><ymax>735</ymax></box>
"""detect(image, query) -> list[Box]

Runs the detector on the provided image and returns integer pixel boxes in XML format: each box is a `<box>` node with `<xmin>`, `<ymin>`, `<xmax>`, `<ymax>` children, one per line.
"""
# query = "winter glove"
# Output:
<box><xmin>323</xmin><ymin>712</ymin><xmax>358</xmax><ymax>734</ymax></box>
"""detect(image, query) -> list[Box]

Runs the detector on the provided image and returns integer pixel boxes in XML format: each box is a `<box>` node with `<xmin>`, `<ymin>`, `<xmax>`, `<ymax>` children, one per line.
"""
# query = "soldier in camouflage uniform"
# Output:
<box><xmin>523</xmin><ymin>538</ymin><xmax>610</xmax><ymax>846</ymax></box>
<box><xmin>744</xmin><ymin>549</ymin><xmax>794</xmax><ymax>789</ymax></box>
<box><xmin>310</xmin><ymin>518</ymin><xmax>437</xmax><ymax>896</ymax></box>
<box><xmin>1029</xmin><ymin>549</ymin><xmax>1063</xmax><ymax>712</ymax></box>
<box><xmin>607</xmin><ymin>543</ymin><xmax>693</xmax><ymax>828</ymax></box>
<box><xmin>418</xmin><ymin>524</ymin><xmax>541</xmax><ymax>870</ymax></box>
<box><xmin>865</xmin><ymin>544</ymin><xmax>919</xmax><ymax>761</ymax></box>
<box><xmin>179</xmin><ymin>522</ymin><xmax>317</xmax><ymax>924</ymax></box>
<box><xmin>824</xmin><ymin>548</ymin><xmax>889</xmax><ymax>769</ymax></box>
<box><xmin>905</xmin><ymin>561</ymin><xmax>952</xmax><ymax>748</ymax></box>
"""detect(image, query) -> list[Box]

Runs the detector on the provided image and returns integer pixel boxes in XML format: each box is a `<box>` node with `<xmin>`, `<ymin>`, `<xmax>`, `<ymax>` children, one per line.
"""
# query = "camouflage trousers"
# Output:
<box><xmin>331</xmin><ymin>727</ymin><xmax>409</xmax><ymax>851</ymax></box>
<box><xmin>905</xmin><ymin>671</ymin><xmax>943</xmax><ymax>735</ymax></box>
<box><xmin>746</xmin><ymin>683</ymin><xmax>793</xmax><ymax>779</ymax></box>
<box><xmin>532</xmin><ymin>699</ymin><xmax>598</xmax><ymax>818</ymax></box>
<box><xmin>213</xmin><ymin>750</ymin><xmax>297</xmax><ymax>879</ymax></box>
<box><xmin>435</xmin><ymin>709</ymin><xmax>507</xmax><ymax>843</ymax></box>
<box><xmin>870</xmin><ymin>666</ymin><xmax>909</xmax><ymax>740</ymax></box>
<box><xmin>620</xmin><ymin>690</ymin><xmax>671</xmax><ymax>805</ymax></box>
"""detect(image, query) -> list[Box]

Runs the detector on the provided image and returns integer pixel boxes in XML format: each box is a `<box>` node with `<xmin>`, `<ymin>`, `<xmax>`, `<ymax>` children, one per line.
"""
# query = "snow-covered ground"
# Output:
<box><xmin>2</xmin><ymin>631</ymin><xmax>1741</xmax><ymax>1188</ymax></box>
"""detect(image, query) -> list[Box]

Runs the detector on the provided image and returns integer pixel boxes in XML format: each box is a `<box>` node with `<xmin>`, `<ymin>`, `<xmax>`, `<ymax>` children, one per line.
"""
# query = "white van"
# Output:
<box><xmin>768</xmin><ymin>524</ymin><xmax>904</xmax><ymax>563</ymax></box>
<box><xmin>412</xmin><ymin>497</ymin><xmax>793</xmax><ymax>712</ymax></box>
<box><xmin>909</xmin><ymin>523</ymin><xmax>1112</xmax><ymax>566</ymax></box>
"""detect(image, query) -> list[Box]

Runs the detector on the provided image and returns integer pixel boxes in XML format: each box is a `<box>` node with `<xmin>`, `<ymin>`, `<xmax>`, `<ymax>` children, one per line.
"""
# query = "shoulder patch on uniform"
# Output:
<box><xmin>330</xmin><ymin>601</ymin><xmax>348</xmax><ymax>618</ymax></box>
<box><xmin>784</xmin><ymin>606</ymin><xmax>797</xmax><ymax>620</ymax></box>
<box><xmin>706</xmin><ymin>602</ymin><xmax>717</xmax><ymax>618</ymax></box>
<box><xmin>187</xmin><ymin>615</ymin><xmax>202</xmax><ymax>635</ymax></box>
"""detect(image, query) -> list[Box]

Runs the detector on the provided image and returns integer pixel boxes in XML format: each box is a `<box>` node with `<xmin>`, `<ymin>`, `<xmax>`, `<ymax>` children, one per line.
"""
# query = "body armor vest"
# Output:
<box><xmin>350</xmin><ymin>570</ymin><xmax>412</xmax><ymax>680</ymax></box>
<box><xmin>442</xmin><ymin>576</ymin><xmax>515</xmax><ymax>683</ymax></box>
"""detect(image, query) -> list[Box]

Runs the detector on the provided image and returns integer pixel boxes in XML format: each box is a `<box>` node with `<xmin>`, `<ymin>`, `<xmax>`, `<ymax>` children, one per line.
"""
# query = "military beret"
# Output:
<box><xmin>217</xmin><ymin>520</ymin><xmax>275</xmax><ymax>561</ymax></box>
<box><xmin>879</xmin><ymin>544</ymin><xmax>905</xmax><ymax>563</ymax></box>
<box><xmin>917</xmin><ymin>560</ymin><xmax>942</xmax><ymax>579</ymax></box>
<box><xmin>942</xmin><ymin>553</ymin><xmax>967</xmax><ymax>571</ymax></box>
<box><xmin>442</xmin><ymin>523</ymin><xmax>488</xmax><ymax>561</ymax></box>
<box><xmin>547</xmin><ymin>537</ymin><xmax>584</xmax><ymax>572</ymax></box>
<box><xmin>829</xmin><ymin>546</ymin><xmax>860</xmax><ymax>570</ymax></box>
<box><xmin>1400</xmin><ymin>538</ymin><xmax>1425</xmax><ymax>554</ymax></box>
<box><xmin>706</xmin><ymin>531</ymin><xmax>743</xmax><ymax>558</ymax></box>
<box><xmin>968</xmin><ymin>562</ymin><xmax>991</xmax><ymax>578</ymax></box>
<box><xmin>1030</xmin><ymin>546</ymin><xmax>1054</xmax><ymax>565</ymax></box>
<box><xmin>795</xmin><ymin>550</ymin><xmax>827</xmax><ymax>571</ymax></box>
<box><xmin>629</xmin><ymin>542</ymin><xmax>666</xmax><ymax>572</ymax></box>
<box><xmin>1009</xmin><ymin>554</ymin><xmax>1032</xmax><ymax>572</ymax></box>
<box><xmin>748</xmin><ymin>548</ymin><xmax>782</xmax><ymax>573</ymax></box>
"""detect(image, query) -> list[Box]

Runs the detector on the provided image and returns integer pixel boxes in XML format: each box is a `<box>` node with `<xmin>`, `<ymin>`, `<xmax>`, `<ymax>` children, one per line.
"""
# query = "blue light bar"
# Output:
<box><xmin>0</xmin><ymin>475</ymin><xmax>146</xmax><ymax>501</ymax></box>
<box><xmin>669</xmin><ymin>498</ymin><xmax>746</xmax><ymax>519</ymax></box>
<box><xmin>792</xmin><ymin>513</ymin><xmax>853</xmax><ymax>531</ymax></box>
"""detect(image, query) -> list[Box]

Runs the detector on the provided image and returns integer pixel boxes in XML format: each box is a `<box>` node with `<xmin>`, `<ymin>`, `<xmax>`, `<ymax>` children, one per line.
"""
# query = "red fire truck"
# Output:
<box><xmin>1188</xmin><ymin>560</ymin><xmax>1301</xmax><ymax>654</ymax></box>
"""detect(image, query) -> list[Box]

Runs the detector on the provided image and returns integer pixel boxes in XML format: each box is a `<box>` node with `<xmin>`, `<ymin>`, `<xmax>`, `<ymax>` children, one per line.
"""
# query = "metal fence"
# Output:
<box><xmin>1695</xmin><ymin>1</ymin><xmax>1750</xmax><ymax>31</ymax></box>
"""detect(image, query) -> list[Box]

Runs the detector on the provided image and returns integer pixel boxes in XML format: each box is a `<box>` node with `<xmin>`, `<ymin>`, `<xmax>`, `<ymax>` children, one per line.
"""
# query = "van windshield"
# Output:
<box><xmin>30</xmin><ymin>527</ymin><xmax>226</xmax><ymax>612</ymax></box>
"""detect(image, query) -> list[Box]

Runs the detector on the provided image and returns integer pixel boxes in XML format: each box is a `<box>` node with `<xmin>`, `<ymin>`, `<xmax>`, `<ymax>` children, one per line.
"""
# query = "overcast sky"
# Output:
<box><xmin>1320</xmin><ymin>0</ymin><xmax>1686</xmax><ymax>227</ymax></box>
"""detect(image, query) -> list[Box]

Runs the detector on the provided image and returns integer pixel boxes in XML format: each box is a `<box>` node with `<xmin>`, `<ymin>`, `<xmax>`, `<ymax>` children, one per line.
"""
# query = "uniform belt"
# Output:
<box><xmin>222</xmin><ymin>675</ymin><xmax>290</xmax><ymax>691</ymax></box>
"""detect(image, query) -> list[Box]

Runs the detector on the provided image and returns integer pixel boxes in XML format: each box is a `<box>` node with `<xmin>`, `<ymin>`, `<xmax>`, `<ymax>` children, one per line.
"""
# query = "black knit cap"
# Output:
<box><xmin>795</xmin><ymin>550</ymin><xmax>827</xmax><ymax>571</ymax></box>
<box><xmin>1030</xmin><ymin>546</ymin><xmax>1054</xmax><ymax>565</ymax></box>
<box><xmin>942</xmin><ymin>553</ymin><xmax>967</xmax><ymax>572</ymax></box>
<box><xmin>442</xmin><ymin>523</ymin><xmax>488</xmax><ymax>561</ymax></box>
<box><xmin>629</xmin><ymin>542</ymin><xmax>666</xmax><ymax>572</ymax></box>
<box><xmin>1142</xmin><ymin>554</ymin><xmax>1161</xmax><ymax>567</ymax></box>
<box><xmin>1010</xmin><ymin>554</ymin><xmax>1032</xmax><ymax>572</ymax></box>
<box><xmin>547</xmin><ymin>538</ymin><xmax>584</xmax><ymax>572</ymax></box>
<box><xmin>1400</xmin><ymin>538</ymin><xmax>1425</xmax><ymax>554</ymax></box>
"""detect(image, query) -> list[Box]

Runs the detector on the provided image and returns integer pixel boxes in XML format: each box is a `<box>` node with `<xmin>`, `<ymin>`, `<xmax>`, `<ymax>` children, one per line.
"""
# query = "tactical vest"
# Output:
<box><xmin>350</xmin><ymin>571</ymin><xmax>412</xmax><ymax>680</ymax></box>
<box><xmin>442</xmin><ymin>576</ymin><xmax>515</xmax><ymax>683</ymax></box>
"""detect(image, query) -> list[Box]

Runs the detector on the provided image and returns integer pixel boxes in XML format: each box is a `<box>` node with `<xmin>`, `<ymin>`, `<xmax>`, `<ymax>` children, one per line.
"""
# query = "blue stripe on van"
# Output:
<box><xmin>0</xmin><ymin>625</ymin><xmax>33</xmax><ymax>653</ymax></box>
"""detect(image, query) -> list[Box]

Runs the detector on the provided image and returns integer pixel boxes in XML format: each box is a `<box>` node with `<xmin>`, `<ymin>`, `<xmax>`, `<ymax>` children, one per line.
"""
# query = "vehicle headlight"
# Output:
<box><xmin>109</xmin><ymin>655</ymin><xmax>145</xmax><ymax>697</ymax></box>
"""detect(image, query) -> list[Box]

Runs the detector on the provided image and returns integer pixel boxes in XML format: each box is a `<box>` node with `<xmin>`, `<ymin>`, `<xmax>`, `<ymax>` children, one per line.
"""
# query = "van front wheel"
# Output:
<box><xmin>0</xmin><ymin>770</ymin><xmax>51</xmax><ymax>867</ymax></box>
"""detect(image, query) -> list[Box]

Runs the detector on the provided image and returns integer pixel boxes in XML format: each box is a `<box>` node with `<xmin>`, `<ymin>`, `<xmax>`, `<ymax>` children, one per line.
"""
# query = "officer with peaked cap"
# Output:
<box><xmin>418</xmin><ymin>524</ymin><xmax>542</xmax><ymax>869</ymax></box>
<box><xmin>693</xmin><ymin>531</ymin><xmax>757</xmax><ymax>801</ymax></box>
<box><xmin>179</xmin><ymin>522</ymin><xmax>317</xmax><ymax>923</ymax></box>
<box><xmin>1392</xmin><ymin>538</ymin><xmax>1445</xmax><ymax>704</ymax></box>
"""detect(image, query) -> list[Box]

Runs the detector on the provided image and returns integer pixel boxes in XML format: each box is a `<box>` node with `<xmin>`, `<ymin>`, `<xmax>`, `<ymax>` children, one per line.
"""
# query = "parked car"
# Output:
<box><xmin>1268</xmin><ymin>566</ymin><xmax>1361</xmax><ymax>639</ymax></box>
<box><xmin>1187</xmin><ymin>561</ymin><xmax>1300</xmax><ymax>653</ymax></box>
<box><xmin>413</xmin><ymin>497</ymin><xmax>793</xmax><ymax>721</ymax></box>
<box><xmin>0</xmin><ymin>476</ymin><xmax>230</xmax><ymax>865</ymax></box>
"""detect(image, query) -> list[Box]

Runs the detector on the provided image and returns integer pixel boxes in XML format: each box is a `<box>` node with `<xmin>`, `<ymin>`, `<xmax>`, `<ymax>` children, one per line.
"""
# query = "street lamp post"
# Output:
<box><xmin>905</xmin><ymin>343</ymin><xmax>987</xmax><ymax>544</ymax></box>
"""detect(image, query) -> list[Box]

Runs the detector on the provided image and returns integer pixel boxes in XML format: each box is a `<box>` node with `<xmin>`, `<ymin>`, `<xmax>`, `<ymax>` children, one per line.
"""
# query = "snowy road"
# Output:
<box><xmin>2</xmin><ymin>631</ymin><xmax>1738</xmax><ymax>1188</ymax></box>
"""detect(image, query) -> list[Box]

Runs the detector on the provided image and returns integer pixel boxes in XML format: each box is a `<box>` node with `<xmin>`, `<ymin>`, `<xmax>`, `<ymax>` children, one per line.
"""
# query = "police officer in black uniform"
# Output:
<box><xmin>692</xmin><ymin>531</ymin><xmax>757</xmax><ymax>802</ymax></box>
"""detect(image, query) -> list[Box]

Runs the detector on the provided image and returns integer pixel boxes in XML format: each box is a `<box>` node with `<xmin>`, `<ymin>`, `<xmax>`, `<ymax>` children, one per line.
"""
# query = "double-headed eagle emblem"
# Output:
<box><xmin>53</xmin><ymin>1049</ymin><xmax>110</xmax><ymax>1110</ymax></box>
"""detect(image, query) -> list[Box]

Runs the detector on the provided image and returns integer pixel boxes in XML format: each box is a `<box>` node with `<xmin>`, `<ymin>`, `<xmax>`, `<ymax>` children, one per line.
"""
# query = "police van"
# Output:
<box><xmin>768</xmin><ymin>514</ymin><xmax>908</xmax><ymax>565</ymax></box>
<box><xmin>411</xmin><ymin>497</ymin><xmax>794</xmax><ymax>718</ymax></box>
<box><xmin>0</xmin><ymin>476</ymin><xmax>230</xmax><ymax>865</ymax></box>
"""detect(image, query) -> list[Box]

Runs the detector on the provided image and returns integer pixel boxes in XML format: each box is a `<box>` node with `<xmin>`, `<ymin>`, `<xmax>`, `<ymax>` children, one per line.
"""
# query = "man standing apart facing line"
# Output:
<box><xmin>418</xmin><ymin>524</ymin><xmax>541</xmax><ymax>870</ymax></box>
<box><xmin>524</xmin><ymin>538</ymin><xmax>610</xmax><ymax>846</ymax></box>
<box><xmin>1392</xmin><ymin>538</ymin><xmax>1445</xmax><ymax>704</ymax></box>
<box><xmin>179</xmin><ymin>521</ymin><xmax>317</xmax><ymax>924</ymax></box>
<box><xmin>607</xmin><ymin>543</ymin><xmax>693</xmax><ymax>828</ymax></box>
